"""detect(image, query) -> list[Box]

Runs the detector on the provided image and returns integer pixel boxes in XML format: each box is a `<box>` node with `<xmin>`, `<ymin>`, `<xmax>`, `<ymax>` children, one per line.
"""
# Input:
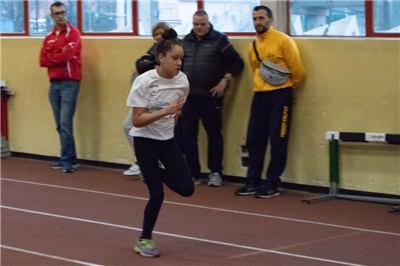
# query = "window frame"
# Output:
<box><xmin>78</xmin><ymin>0</ymin><xmax>138</xmax><ymax>36</ymax></box>
<box><xmin>1</xmin><ymin>0</ymin><xmax>30</xmax><ymax>36</ymax></box>
<box><xmin>2</xmin><ymin>0</ymin><xmax>398</xmax><ymax>37</ymax></box>
<box><xmin>1</xmin><ymin>0</ymin><xmax>256</xmax><ymax>37</ymax></box>
<box><xmin>202</xmin><ymin>0</ymin><xmax>256</xmax><ymax>36</ymax></box>
<box><xmin>366</xmin><ymin>0</ymin><xmax>400</xmax><ymax>37</ymax></box>
<box><xmin>287</xmin><ymin>0</ymin><xmax>400</xmax><ymax>38</ymax></box>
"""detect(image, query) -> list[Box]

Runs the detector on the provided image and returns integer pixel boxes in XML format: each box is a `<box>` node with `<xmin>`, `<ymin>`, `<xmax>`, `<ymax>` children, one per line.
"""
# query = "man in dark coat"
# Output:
<box><xmin>181</xmin><ymin>10</ymin><xmax>244</xmax><ymax>187</ymax></box>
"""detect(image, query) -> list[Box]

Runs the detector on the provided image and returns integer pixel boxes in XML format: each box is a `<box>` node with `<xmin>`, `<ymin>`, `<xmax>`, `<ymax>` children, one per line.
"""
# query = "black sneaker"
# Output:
<box><xmin>51</xmin><ymin>161</ymin><xmax>80</xmax><ymax>170</ymax></box>
<box><xmin>235</xmin><ymin>184</ymin><xmax>260</xmax><ymax>196</ymax></box>
<box><xmin>254</xmin><ymin>185</ymin><xmax>280</xmax><ymax>198</ymax></box>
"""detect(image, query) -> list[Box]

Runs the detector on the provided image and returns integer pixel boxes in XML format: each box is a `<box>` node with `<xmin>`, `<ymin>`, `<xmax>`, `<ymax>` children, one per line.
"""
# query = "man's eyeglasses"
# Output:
<box><xmin>52</xmin><ymin>11</ymin><xmax>67</xmax><ymax>16</ymax></box>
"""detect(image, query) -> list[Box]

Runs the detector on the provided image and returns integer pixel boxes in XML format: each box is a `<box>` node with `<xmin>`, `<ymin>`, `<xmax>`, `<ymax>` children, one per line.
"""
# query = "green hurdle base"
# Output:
<box><xmin>302</xmin><ymin>137</ymin><xmax>400</xmax><ymax>213</ymax></box>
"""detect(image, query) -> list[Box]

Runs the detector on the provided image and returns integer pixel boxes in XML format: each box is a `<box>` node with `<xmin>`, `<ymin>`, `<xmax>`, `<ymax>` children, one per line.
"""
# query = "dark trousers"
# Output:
<box><xmin>134</xmin><ymin>137</ymin><xmax>194</xmax><ymax>239</ymax></box>
<box><xmin>246</xmin><ymin>88</ymin><xmax>293</xmax><ymax>187</ymax></box>
<box><xmin>181</xmin><ymin>96</ymin><xmax>223</xmax><ymax>179</ymax></box>
<box><xmin>173</xmin><ymin>116</ymin><xmax>185</xmax><ymax>154</ymax></box>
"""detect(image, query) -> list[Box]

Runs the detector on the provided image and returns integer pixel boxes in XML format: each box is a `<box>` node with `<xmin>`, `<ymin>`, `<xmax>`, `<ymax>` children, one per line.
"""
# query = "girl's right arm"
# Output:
<box><xmin>132</xmin><ymin>98</ymin><xmax>185</xmax><ymax>128</ymax></box>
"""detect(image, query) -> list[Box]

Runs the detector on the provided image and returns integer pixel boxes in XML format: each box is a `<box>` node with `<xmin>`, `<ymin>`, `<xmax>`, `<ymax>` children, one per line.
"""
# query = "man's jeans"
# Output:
<box><xmin>49</xmin><ymin>80</ymin><xmax>80</xmax><ymax>167</ymax></box>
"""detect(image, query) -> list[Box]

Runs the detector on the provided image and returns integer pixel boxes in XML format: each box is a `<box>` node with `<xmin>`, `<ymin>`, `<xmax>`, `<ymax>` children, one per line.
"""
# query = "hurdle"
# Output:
<box><xmin>1</xmin><ymin>81</ymin><xmax>14</xmax><ymax>158</ymax></box>
<box><xmin>302</xmin><ymin>131</ymin><xmax>400</xmax><ymax>213</ymax></box>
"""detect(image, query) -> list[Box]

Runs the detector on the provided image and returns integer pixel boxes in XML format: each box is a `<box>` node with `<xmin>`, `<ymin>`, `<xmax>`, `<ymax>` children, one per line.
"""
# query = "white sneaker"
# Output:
<box><xmin>208</xmin><ymin>172</ymin><xmax>222</xmax><ymax>187</ymax></box>
<box><xmin>193</xmin><ymin>178</ymin><xmax>201</xmax><ymax>186</ymax></box>
<box><xmin>123</xmin><ymin>164</ymin><xmax>141</xmax><ymax>175</ymax></box>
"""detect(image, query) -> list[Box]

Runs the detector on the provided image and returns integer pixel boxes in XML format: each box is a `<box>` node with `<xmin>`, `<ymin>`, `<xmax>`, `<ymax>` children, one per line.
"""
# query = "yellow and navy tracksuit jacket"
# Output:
<box><xmin>248</xmin><ymin>26</ymin><xmax>306</xmax><ymax>92</ymax></box>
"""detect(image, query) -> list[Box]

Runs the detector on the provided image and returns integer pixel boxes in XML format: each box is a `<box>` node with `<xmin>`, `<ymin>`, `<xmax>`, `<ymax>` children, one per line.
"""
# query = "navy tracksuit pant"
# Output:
<box><xmin>246</xmin><ymin>87</ymin><xmax>293</xmax><ymax>187</ymax></box>
<box><xmin>181</xmin><ymin>95</ymin><xmax>223</xmax><ymax>179</ymax></box>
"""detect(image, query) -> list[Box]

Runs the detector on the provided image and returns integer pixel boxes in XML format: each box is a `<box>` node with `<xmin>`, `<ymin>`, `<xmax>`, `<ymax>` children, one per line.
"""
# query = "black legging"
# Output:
<box><xmin>134</xmin><ymin>137</ymin><xmax>195</xmax><ymax>239</ymax></box>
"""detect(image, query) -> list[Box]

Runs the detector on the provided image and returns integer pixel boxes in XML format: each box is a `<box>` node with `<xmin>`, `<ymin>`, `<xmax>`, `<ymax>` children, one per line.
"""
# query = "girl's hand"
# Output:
<box><xmin>166</xmin><ymin>97</ymin><xmax>185</xmax><ymax>115</ymax></box>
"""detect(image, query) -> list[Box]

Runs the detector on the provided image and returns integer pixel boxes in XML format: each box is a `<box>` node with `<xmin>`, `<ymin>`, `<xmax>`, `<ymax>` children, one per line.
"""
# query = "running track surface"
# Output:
<box><xmin>1</xmin><ymin>157</ymin><xmax>399</xmax><ymax>266</ymax></box>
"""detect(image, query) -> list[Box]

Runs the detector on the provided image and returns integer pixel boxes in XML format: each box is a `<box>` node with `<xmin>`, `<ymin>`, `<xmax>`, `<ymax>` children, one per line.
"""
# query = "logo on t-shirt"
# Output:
<box><xmin>147</xmin><ymin>97</ymin><xmax>169</xmax><ymax>113</ymax></box>
<box><xmin>149</xmin><ymin>84</ymin><xmax>159</xmax><ymax>89</ymax></box>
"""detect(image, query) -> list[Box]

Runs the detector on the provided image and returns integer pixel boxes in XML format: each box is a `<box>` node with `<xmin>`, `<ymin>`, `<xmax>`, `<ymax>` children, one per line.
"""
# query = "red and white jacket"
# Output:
<box><xmin>40</xmin><ymin>21</ymin><xmax>82</xmax><ymax>81</ymax></box>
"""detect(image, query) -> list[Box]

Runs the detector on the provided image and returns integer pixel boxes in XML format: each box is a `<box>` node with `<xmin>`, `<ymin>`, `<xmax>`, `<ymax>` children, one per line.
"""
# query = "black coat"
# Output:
<box><xmin>182</xmin><ymin>25</ymin><xmax>244</xmax><ymax>97</ymax></box>
<box><xmin>136</xmin><ymin>43</ymin><xmax>158</xmax><ymax>75</ymax></box>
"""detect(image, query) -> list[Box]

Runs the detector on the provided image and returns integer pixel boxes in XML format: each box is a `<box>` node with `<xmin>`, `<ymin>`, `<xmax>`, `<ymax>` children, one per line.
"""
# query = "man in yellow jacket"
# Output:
<box><xmin>236</xmin><ymin>5</ymin><xmax>306</xmax><ymax>198</ymax></box>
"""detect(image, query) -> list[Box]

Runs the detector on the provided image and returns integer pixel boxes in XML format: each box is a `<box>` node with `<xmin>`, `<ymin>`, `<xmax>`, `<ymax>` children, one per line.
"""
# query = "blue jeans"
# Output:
<box><xmin>49</xmin><ymin>80</ymin><xmax>80</xmax><ymax>167</ymax></box>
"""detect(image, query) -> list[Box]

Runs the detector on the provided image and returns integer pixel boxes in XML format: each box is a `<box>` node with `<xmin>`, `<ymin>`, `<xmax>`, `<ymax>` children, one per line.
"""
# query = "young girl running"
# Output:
<box><xmin>127</xmin><ymin>28</ymin><xmax>195</xmax><ymax>258</ymax></box>
<box><xmin>122</xmin><ymin>22</ymin><xmax>170</xmax><ymax>176</ymax></box>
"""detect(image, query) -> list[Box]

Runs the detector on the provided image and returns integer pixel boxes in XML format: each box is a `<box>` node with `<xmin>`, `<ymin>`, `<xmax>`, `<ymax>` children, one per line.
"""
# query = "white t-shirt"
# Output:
<box><xmin>127</xmin><ymin>69</ymin><xmax>189</xmax><ymax>140</ymax></box>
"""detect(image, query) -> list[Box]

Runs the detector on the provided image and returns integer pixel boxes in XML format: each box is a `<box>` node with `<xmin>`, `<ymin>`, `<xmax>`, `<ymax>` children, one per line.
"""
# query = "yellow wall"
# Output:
<box><xmin>1</xmin><ymin>37</ymin><xmax>399</xmax><ymax>195</ymax></box>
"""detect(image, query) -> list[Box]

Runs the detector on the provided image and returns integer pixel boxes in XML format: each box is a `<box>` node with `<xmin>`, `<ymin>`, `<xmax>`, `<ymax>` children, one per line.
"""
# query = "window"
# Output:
<box><xmin>0</xmin><ymin>0</ymin><xmax>25</xmax><ymax>34</ymax></box>
<box><xmin>138</xmin><ymin>0</ymin><xmax>197</xmax><ymax>36</ymax></box>
<box><xmin>29</xmin><ymin>0</ymin><xmax>77</xmax><ymax>35</ymax></box>
<box><xmin>373</xmin><ymin>0</ymin><xmax>400</xmax><ymax>33</ymax></box>
<box><xmin>2</xmin><ymin>1</ymin><xmax>399</xmax><ymax>37</ymax></box>
<box><xmin>290</xmin><ymin>1</ymin><xmax>366</xmax><ymax>36</ymax></box>
<box><xmin>204</xmin><ymin>0</ymin><xmax>259</xmax><ymax>33</ymax></box>
<box><xmin>82</xmin><ymin>0</ymin><xmax>133</xmax><ymax>33</ymax></box>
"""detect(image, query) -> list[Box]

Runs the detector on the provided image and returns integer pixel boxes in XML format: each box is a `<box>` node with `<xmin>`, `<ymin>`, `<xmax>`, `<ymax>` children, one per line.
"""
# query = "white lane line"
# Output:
<box><xmin>2</xmin><ymin>205</ymin><xmax>366</xmax><ymax>266</ymax></box>
<box><xmin>2</xmin><ymin>178</ymin><xmax>399</xmax><ymax>236</ymax></box>
<box><xmin>1</xmin><ymin>245</ymin><xmax>104</xmax><ymax>266</ymax></box>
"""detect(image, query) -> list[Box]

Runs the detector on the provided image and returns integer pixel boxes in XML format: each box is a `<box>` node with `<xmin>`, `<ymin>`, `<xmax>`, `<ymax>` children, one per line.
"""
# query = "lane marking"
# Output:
<box><xmin>229</xmin><ymin>232</ymin><xmax>363</xmax><ymax>259</ymax></box>
<box><xmin>2</xmin><ymin>178</ymin><xmax>400</xmax><ymax>236</ymax></box>
<box><xmin>2</xmin><ymin>205</ymin><xmax>366</xmax><ymax>266</ymax></box>
<box><xmin>1</xmin><ymin>245</ymin><xmax>104</xmax><ymax>266</ymax></box>
<box><xmin>229</xmin><ymin>251</ymin><xmax>265</xmax><ymax>259</ymax></box>
<box><xmin>271</xmin><ymin>231</ymin><xmax>364</xmax><ymax>251</ymax></box>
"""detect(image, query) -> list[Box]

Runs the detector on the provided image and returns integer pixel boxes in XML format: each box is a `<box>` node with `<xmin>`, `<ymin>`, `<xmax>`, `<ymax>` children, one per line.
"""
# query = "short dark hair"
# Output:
<box><xmin>50</xmin><ymin>2</ymin><xmax>65</xmax><ymax>13</ymax></box>
<box><xmin>156</xmin><ymin>28</ymin><xmax>182</xmax><ymax>56</ymax></box>
<box><xmin>194</xmin><ymin>9</ymin><xmax>208</xmax><ymax>18</ymax></box>
<box><xmin>253</xmin><ymin>5</ymin><xmax>273</xmax><ymax>19</ymax></box>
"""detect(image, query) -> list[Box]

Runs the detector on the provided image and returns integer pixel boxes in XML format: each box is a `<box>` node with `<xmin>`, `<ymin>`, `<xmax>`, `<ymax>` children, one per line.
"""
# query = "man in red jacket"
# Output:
<box><xmin>40</xmin><ymin>2</ymin><xmax>82</xmax><ymax>173</ymax></box>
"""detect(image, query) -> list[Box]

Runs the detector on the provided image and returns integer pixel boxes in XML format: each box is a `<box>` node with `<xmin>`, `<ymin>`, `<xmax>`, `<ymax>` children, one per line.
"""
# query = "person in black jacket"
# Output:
<box><xmin>122</xmin><ymin>22</ymin><xmax>170</xmax><ymax>176</ymax></box>
<box><xmin>181</xmin><ymin>10</ymin><xmax>244</xmax><ymax>187</ymax></box>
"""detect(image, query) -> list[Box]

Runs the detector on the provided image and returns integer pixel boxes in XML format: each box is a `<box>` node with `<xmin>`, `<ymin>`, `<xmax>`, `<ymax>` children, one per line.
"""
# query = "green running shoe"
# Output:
<box><xmin>134</xmin><ymin>238</ymin><xmax>160</xmax><ymax>258</ymax></box>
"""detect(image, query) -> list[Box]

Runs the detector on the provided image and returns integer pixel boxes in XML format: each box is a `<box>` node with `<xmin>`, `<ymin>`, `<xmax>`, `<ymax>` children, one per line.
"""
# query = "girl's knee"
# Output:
<box><xmin>179</xmin><ymin>185</ymin><xmax>194</xmax><ymax>197</ymax></box>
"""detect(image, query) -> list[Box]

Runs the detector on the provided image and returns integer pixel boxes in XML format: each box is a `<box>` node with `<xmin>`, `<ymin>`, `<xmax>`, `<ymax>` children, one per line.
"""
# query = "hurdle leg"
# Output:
<box><xmin>303</xmin><ymin>137</ymin><xmax>339</xmax><ymax>204</ymax></box>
